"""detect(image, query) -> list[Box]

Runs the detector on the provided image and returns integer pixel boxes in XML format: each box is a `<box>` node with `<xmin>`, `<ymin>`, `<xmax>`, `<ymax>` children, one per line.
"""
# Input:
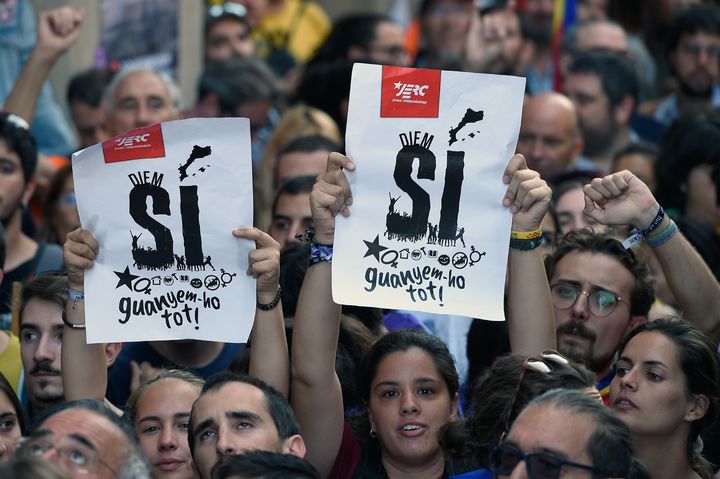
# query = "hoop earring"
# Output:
<box><xmin>370</xmin><ymin>427</ymin><xmax>378</xmax><ymax>438</ymax></box>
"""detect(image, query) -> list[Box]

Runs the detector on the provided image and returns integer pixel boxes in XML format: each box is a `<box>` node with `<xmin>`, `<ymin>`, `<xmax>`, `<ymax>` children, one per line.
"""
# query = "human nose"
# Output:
<box><xmin>507</xmin><ymin>459</ymin><xmax>529</xmax><ymax>479</ymax></box>
<box><xmin>400</xmin><ymin>391</ymin><xmax>420</xmax><ymax>415</ymax></box>
<box><xmin>0</xmin><ymin>437</ymin><xmax>8</xmax><ymax>458</ymax></box>
<box><xmin>570</xmin><ymin>290</ymin><xmax>591</xmax><ymax>321</ymax></box>
<box><xmin>618</xmin><ymin>369</ymin><xmax>638</xmax><ymax>391</ymax></box>
<box><xmin>34</xmin><ymin>335</ymin><xmax>55</xmax><ymax>362</ymax></box>
<box><xmin>215</xmin><ymin>428</ymin><xmax>236</xmax><ymax>456</ymax></box>
<box><xmin>530</xmin><ymin>139</ymin><xmax>545</xmax><ymax>161</ymax></box>
<box><xmin>159</xmin><ymin>426</ymin><xmax>178</xmax><ymax>451</ymax></box>
<box><xmin>287</xmin><ymin>222</ymin><xmax>303</xmax><ymax>246</ymax></box>
<box><xmin>136</xmin><ymin>103</ymin><xmax>153</xmax><ymax>127</ymax></box>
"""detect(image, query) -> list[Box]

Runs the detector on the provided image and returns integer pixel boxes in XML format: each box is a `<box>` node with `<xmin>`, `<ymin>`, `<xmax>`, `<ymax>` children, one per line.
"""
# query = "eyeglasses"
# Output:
<box><xmin>207</xmin><ymin>2</ymin><xmax>247</xmax><ymax>19</ymax></box>
<box><xmin>21</xmin><ymin>437</ymin><xmax>117</xmax><ymax>475</ymax></box>
<box><xmin>489</xmin><ymin>443</ymin><xmax>611</xmax><ymax>479</ymax></box>
<box><xmin>501</xmin><ymin>351</ymin><xmax>568</xmax><ymax>440</ymax></box>
<box><xmin>550</xmin><ymin>283</ymin><xmax>628</xmax><ymax>317</ymax></box>
<box><xmin>682</xmin><ymin>42</ymin><xmax>720</xmax><ymax>59</ymax></box>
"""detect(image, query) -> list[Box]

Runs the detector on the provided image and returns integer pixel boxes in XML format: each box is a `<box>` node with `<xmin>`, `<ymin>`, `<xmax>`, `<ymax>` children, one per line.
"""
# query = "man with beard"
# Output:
<box><xmin>545</xmin><ymin>169</ymin><xmax>720</xmax><ymax>403</ymax></box>
<box><xmin>565</xmin><ymin>52</ymin><xmax>639</xmax><ymax>173</ymax></box>
<box><xmin>416</xmin><ymin>0</ymin><xmax>474</xmax><ymax>69</ymax></box>
<box><xmin>640</xmin><ymin>4</ymin><xmax>720</xmax><ymax>127</ymax></box>
<box><xmin>518</xmin><ymin>0</ymin><xmax>555</xmax><ymax>93</ymax></box>
<box><xmin>18</xmin><ymin>273</ymin><xmax>67</xmax><ymax>419</ymax></box>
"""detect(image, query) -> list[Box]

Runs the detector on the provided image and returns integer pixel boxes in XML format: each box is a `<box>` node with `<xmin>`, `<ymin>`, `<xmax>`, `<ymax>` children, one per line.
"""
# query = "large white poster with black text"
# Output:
<box><xmin>72</xmin><ymin>118</ymin><xmax>255</xmax><ymax>343</ymax></box>
<box><xmin>333</xmin><ymin>64</ymin><xmax>525</xmax><ymax>320</ymax></box>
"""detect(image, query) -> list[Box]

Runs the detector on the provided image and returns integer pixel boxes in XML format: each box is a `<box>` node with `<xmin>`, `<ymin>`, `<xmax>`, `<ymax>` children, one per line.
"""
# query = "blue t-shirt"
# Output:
<box><xmin>107</xmin><ymin>341</ymin><xmax>245</xmax><ymax>406</ymax></box>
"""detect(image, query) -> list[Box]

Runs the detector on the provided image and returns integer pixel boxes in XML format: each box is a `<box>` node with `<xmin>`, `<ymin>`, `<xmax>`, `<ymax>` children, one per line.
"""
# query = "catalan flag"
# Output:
<box><xmin>552</xmin><ymin>0</ymin><xmax>578</xmax><ymax>91</ymax></box>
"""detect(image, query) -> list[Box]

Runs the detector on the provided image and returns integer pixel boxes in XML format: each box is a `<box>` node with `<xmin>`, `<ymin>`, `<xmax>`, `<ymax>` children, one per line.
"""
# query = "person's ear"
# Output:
<box><xmin>614</xmin><ymin>94</ymin><xmax>635</xmax><ymax>126</ymax></box>
<box><xmin>686</xmin><ymin>394</ymin><xmax>710</xmax><ymax>423</ymax></box>
<box><xmin>281</xmin><ymin>434</ymin><xmax>307</xmax><ymax>458</ymax></box>
<box><xmin>105</xmin><ymin>342</ymin><xmax>123</xmax><ymax>367</ymax></box>
<box><xmin>21</xmin><ymin>179</ymin><xmax>36</xmax><ymax>206</ymax></box>
<box><xmin>623</xmin><ymin>315</ymin><xmax>646</xmax><ymax>337</ymax></box>
<box><xmin>450</xmin><ymin>391</ymin><xmax>460</xmax><ymax>420</ymax></box>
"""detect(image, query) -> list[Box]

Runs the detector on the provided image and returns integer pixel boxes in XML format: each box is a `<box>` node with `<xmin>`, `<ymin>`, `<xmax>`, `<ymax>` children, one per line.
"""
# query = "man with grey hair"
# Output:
<box><xmin>490</xmin><ymin>388</ymin><xmax>636</xmax><ymax>478</ymax></box>
<box><xmin>21</xmin><ymin>399</ymin><xmax>151</xmax><ymax>478</ymax></box>
<box><xmin>104</xmin><ymin>67</ymin><xmax>182</xmax><ymax>137</ymax></box>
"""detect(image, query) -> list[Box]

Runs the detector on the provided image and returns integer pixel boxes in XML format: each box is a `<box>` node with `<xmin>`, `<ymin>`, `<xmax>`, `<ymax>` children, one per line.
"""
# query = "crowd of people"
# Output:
<box><xmin>0</xmin><ymin>0</ymin><xmax>720</xmax><ymax>478</ymax></box>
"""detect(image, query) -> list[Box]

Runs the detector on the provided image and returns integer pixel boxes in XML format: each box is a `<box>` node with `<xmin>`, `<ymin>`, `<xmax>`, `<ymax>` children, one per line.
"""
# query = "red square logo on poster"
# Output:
<box><xmin>102</xmin><ymin>124</ymin><xmax>166</xmax><ymax>163</ymax></box>
<box><xmin>380</xmin><ymin>66</ymin><xmax>441</xmax><ymax>118</ymax></box>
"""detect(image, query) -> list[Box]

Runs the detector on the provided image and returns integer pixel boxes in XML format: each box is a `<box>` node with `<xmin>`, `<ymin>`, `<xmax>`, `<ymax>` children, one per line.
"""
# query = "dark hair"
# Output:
<box><xmin>666</xmin><ymin>4</ymin><xmax>720</xmax><ymax>62</ymax></box>
<box><xmin>544</xmin><ymin>230</ymin><xmax>655</xmax><ymax>317</ymax></box>
<box><xmin>197</xmin><ymin>57</ymin><xmax>283</xmax><ymax>115</ymax></box>
<box><xmin>618</xmin><ymin>317</ymin><xmax>720</xmax><ymax>479</ymax></box>
<box><xmin>308</xmin><ymin>13</ymin><xmax>392</xmax><ymax>67</ymax></box>
<box><xmin>0</xmin><ymin>372</ymin><xmax>26</xmax><ymax>435</ymax></box>
<box><xmin>19</xmin><ymin>273</ymin><xmax>68</xmax><ymax>326</ymax></box>
<box><xmin>279</xmin><ymin>243</ymin><xmax>310</xmax><ymax>318</ymax></box>
<box><xmin>210</xmin><ymin>451</ymin><xmax>320</xmax><ymax>479</ymax></box>
<box><xmin>568</xmin><ymin>51</ymin><xmax>639</xmax><ymax>109</ymax></box>
<box><xmin>294</xmin><ymin>60</ymin><xmax>354</xmax><ymax>134</ymax></box>
<box><xmin>352</xmin><ymin>330</ymin><xmax>460</xmax><ymax>457</ymax></box>
<box><xmin>420</xmin><ymin>0</ymin><xmax>473</xmax><ymax>17</ymax></box>
<box><xmin>272</xmin><ymin>175</ymin><xmax>316</xmax><ymax>217</ymax></box>
<box><xmin>189</xmin><ymin>372</ymin><xmax>300</xmax><ymax>456</ymax></box>
<box><xmin>528</xmin><ymin>388</ymin><xmax>634</xmax><ymax>477</ymax></box>
<box><xmin>466</xmin><ymin>353</ymin><xmax>595</xmax><ymax>466</ymax></box>
<box><xmin>655</xmin><ymin>111</ymin><xmax>720</xmax><ymax>215</ymax></box>
<box><xmin>358</xmin><ymin>330</ymin><xmax>459</xmax><ymax>406</ymax></box>
<box><xmin>612</xmin><ymin>141</ymin><xmax>659</xmax><ymax>169</ymax></box>
<box><xmin>66</xmin><ymin>68</ymin><xmax>115</xmax><ymax>107</ymax></box>
<box><xmin>0</xmin><ymin>112</ymin><xmax>37</xmax><ymax>183</ymax></box>
<box><xmin>277</xmin><ymin>135</ymin><xmax>340</xmax><ymax>162</ymax></box>
<box><xmin>32</xmin><ymin>399</ymin><xmax>138</xmax><ymax>443</ymax></box>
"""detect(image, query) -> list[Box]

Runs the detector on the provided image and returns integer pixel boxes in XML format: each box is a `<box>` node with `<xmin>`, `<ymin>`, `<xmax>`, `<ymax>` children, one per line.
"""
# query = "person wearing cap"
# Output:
<box><xmin>205</xmin><ymin>3</ymin><xmax>255</xmax><ymax>62</ymax></box>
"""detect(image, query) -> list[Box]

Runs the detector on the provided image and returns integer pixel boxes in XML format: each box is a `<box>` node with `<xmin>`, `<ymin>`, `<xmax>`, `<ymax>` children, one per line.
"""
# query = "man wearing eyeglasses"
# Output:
<box><xmin>488</xmin><ymin>388</ymin><xmax>634</xmax><ymax>479</ymax></box>
<box><xmin>22</xmin><ymin>399</ymin><xmax>151</xmax><ymax>478</ymax></box>
<box><xmin>639</xmin><ymin>4</ymin><xmax>720</xmax><ymax>127</ymax></box>
<box><xmin>545</xmin><ymin>169</ymin><xmax>720</xmax><ymax>403</ymax></box>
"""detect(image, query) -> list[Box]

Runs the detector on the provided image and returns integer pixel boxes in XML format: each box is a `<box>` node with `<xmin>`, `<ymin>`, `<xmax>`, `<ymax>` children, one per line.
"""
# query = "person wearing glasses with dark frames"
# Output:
<box><xmin>549</xmin><ymin>168</ymin><xmax>720</xmax><ymax>405</ymax></box>
<box><xmin>486</xmin><ymin>388</ymin><xmax>639</xmax><ymax>479</ymax></box>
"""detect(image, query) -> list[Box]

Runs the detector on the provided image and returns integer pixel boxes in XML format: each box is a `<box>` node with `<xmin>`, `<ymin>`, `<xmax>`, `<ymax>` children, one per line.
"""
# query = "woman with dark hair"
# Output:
<box><xmin>0</xmin><ymin>372</ymin><xmax>24</xmax><ymax>460</ymax></box>
<box><xmin>610</xmin><ymin>317</ymin><xmax>720</xmax><ymax>479</ymax></box>
<box><xmin>292</xmin><ymin>153</ymin><xmax>556</xmax><ymax>478</ymax></box>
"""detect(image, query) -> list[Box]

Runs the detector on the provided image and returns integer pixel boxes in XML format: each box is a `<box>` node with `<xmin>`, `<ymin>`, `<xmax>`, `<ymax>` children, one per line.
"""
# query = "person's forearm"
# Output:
<box><xmin>507</xmin><ymin>248</ymin><xmax>556</xmax><ymax>354</ymax></box>
<box><xmin>249</xmin><ymin>297</ymin><xmax>289</xmax><ymax>398</ymax></box>
<box><xmin>61</xmin><ymin>300</ymin><xmax>108</xmax><ymax>402</ymax></box>
<box><xmin>3</xmin><ymin>49</ymin><xmax>58</xmax><ymax>125</ymax></box>
<box><xmin>652</xmin><ymin>217</ymin><xmax>720</xmax><ymax>340</ymax></box>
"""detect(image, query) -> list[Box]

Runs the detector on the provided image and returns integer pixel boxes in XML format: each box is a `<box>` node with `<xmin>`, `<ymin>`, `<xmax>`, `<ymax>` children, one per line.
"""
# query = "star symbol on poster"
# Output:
<box><xmin>363</xmin><ymin>235</ymin><xmax>387</xmax><ymax>261</ymax></box>
<box><xmin>114</xmin><ymin>266</ymin><xmax>139</xmax><ymax>290</ymax></box>
<box><xmin>394</xmin><ymin>81</ymin><xmax>402</xmax><ymax>90</ymax></box>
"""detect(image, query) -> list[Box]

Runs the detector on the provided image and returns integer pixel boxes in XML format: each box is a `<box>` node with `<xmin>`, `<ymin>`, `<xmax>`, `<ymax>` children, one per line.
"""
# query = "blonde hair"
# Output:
<box><xmin>125</xmin><ymin>369</ymin><xmax>204</xmax><ymax>422</ymax></box>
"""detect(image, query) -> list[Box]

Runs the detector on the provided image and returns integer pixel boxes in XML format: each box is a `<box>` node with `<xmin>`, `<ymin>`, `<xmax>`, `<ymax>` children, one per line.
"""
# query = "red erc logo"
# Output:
<box><xmin>102</xmin><ymin>124</ymin><xmax>166</xmax><ymax>163</ymax></box>
<box><xmin>380</xmin><ymin>66</ymin><xmax>441</xmax><ymax>118</ymax></box>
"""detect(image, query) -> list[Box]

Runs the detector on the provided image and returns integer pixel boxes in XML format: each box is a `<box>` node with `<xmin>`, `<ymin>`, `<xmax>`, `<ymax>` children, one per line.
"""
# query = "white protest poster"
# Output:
<box><xmin>72</xmin><ymin>118</ymin><xmax>255</xmax><ymax>343</ymax></box>
<box><xmin>333</xmin><ymin>64</ymin><xmax>525</xmax><ymax>320</ymax></box>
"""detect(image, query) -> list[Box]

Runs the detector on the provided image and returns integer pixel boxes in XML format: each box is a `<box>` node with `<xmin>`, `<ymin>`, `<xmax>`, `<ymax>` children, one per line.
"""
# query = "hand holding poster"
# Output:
<box><xmin>72</xmin><ymin>118</ymin><xmax>255</xmax><ymax>343</ymax></box>
<box><xmin>333</xmin><ymin>64</ymin><xmax>525</xmax><ymax>320</ymax></box>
